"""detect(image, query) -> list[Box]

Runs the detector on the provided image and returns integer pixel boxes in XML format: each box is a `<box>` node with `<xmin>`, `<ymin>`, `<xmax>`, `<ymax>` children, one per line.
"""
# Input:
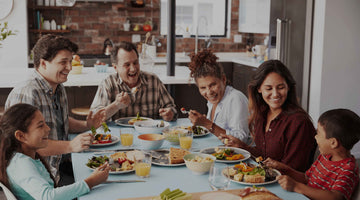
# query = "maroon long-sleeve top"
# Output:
<box><xmin>253</xmin><ymin>111</ymin><xmax>317</xmax><ymax>172</ymax></box>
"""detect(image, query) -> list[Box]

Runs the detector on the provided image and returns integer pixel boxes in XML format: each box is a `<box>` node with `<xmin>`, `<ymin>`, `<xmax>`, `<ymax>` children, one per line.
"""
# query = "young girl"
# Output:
<box><xmin>0</xmin><ymin>103</ymin><xmax>110</xmax><ymax>200</ymax></box>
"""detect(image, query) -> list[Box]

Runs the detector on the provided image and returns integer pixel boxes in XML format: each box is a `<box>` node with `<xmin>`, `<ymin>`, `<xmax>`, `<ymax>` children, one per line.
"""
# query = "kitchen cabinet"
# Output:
<box><xmin>232</xmin><ymin>63</ymin><xmax>257</xmax><ymax>96</ymax></box>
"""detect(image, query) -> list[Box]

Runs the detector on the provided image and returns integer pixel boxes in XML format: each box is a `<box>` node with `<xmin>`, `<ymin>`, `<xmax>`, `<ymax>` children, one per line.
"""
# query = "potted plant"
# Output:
<box><xmin>0</xmin><ymin>22</ymin><xmax>16</xmax><ymax>47</ymax></box>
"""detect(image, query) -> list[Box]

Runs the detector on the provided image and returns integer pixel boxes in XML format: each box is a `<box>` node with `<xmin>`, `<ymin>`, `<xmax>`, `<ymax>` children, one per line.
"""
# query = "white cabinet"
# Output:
<box><xmin>238</xmin><ymin>0</ymin><xmax>270</xmax><ymax>34</ymax></box>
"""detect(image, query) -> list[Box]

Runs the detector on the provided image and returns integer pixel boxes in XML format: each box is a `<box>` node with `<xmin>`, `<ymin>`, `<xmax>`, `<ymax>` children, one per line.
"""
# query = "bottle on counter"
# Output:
<box><xmin>50</xmin><ymin>19</ymin><xmax>57</xmax><ymax>30</ymax></box>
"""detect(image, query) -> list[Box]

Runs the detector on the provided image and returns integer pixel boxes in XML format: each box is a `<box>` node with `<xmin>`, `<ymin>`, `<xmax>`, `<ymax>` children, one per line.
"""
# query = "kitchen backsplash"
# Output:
<box><xmin>28</xmin><ymin>0</ymin><xmax>268</xmax><ymax>55</ymax></box>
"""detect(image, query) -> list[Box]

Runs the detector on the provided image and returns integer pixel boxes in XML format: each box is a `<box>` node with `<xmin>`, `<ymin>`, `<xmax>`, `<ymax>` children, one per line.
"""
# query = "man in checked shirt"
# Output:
<box><xmin>90</xmin><ymin>41</ymin><xmax>177</xmax><ymax>121</ymax></box>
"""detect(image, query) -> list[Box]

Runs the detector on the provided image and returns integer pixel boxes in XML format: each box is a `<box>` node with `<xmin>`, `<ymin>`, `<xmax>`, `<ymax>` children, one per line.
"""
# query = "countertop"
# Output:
<box><xmin>1</xmin><ymin>53</ymin><xmax>262</xmax><ymax>88</ymax></box>
<box><xmin>0</xmin><ymin>65</ymin><xmax>194</xmax><ymax>88</ymax></box>
<box><xmin>154</xmin><ymin>52</ymin><xmax>262</xmax><ymax>68</ymax></box>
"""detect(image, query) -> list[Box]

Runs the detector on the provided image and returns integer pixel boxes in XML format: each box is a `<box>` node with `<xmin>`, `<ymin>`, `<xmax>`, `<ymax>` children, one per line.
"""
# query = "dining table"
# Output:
<box><xmin>70</xmin><ymin>118</ymin><xmax>307</xmax><ymax>200</ymax></box>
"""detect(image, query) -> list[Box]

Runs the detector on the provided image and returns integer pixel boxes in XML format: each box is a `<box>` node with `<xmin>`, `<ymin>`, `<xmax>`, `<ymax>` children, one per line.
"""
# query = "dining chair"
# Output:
<box><xmin>0</xmin><ymin>182</ymin><xmax>17</xmax><ymax>200</ymax></box>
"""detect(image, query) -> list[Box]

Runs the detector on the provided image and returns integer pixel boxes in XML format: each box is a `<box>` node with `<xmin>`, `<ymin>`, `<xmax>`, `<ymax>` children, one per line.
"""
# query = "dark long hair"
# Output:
<box><xmin>188</xmin><ymin>49</ymin><xmax>225</xmax><ymax>82</ymax></box>
<box><xmin>0</xmin><ymin>104</ymin><xmax>55</xmax><ymax>189</ymax></box>
<box><xmin>247</xmin><ymin>60</ymin><xmax>307</xmax><ymax>134</ymax></box>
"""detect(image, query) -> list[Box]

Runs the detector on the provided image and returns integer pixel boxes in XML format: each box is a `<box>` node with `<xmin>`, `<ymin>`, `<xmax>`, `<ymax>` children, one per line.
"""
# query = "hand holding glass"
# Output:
<box><xmin>135</xmin><ymin>152</ymin><xmax>152</xmax><ymax>178</ymax></box>
<box><xmin>120</xmin><ymin>128</ymin><xmax>134</xmax><ymax>146</ymax></box>
<box><xmin>208</xmin><ymin>163</ymin><xmax>230</xmax><ymax>191</ymax></box>
<box><xmin>179</xmin><ymin>131</ymin><xmax>193</xmax><ymax>150</ymax></box>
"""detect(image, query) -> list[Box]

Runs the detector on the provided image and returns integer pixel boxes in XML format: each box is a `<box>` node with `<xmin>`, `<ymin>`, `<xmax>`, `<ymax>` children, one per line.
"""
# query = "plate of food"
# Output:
<box><xmin>90</xmin><ymin>135</ymin><xmax>120</xmax><ymax>147</ymax></box>
<box><xmin>151</xmin><ymin>148</ymin><xmax>190</xmax><ymax>167</ymax></box>
<box><xmin>85</xmin><ymin>150</ymin><xmax>144</xmax><ymax>174</ymax></box>
<box><xmin>200</xmin><ymin>147</ymin><xmax>250</xmax><ymax>163</ymax></box>
<box><xmin>223</xmin><ymin>162</ymin><xmax>281</xmax><ymax>186</ymax></box>
<box><xmin>115</xmin><ymin>113</ymin><xmax>152</xmax><ymax>127</ymax></box>
<box><xmin>175</xmin><ymin>125</ymin><xmax>211</xmax><ymax>137</ymax></box>
<box><xmin>90</xmin><ymin>123</ymin><xmax>120</xmax><ymax>146</ymax></box>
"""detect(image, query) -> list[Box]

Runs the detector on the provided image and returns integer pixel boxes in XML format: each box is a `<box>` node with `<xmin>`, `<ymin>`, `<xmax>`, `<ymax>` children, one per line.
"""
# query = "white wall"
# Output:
<box><xmin>0</xmin><ymin>0</ymin><xmax>28</xmax><ymax>69</ymax></box>
<box><xmin>309</xmin><ymin>0</ymin><xmax>360</xmax><ymax>157</ymax></box>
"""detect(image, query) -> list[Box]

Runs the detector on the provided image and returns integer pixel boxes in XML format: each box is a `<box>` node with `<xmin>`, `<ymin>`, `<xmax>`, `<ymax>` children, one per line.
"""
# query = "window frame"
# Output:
<box><xmin>160</xmin><ymin>0</ymin><xmax>229</xmax><ymax>38</ymax></box>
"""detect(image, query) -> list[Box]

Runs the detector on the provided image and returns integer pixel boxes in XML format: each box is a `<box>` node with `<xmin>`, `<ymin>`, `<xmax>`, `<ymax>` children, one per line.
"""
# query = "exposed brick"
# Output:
<box><xmin>84</xmin><ymin>29</ymin><xmax>99</xmax><ymax>36</ymax></box>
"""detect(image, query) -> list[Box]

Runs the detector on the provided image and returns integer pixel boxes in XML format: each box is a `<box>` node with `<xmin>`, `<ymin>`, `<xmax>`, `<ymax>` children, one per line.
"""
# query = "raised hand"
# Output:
<box><xmin>86</xmin><ymin>108</ymin><xmax>106</xmax><ymax>129</ymax></box>
<box><xmin>159</xmin><ymin>107</ymin><xmax>174</xmax><ymax>121</ymax></box>
<box><xmin>69</xmin><ymin>132</ymin><xmax>93</xmax><ymax>152</ymax></box>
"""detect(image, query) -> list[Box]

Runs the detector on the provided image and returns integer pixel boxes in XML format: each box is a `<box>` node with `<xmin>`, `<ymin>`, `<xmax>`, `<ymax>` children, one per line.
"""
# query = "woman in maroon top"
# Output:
<box><xmin>221</xmin><ymin>60</ymin><xmax>316</xmax><ymax>172</ymax></box>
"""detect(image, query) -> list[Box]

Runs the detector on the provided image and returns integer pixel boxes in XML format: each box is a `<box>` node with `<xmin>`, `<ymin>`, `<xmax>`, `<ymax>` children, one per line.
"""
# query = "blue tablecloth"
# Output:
<box><xmin>70</xmin><ymin>118</ymin><xmax>307</xmax><ymax>200</ymax></box>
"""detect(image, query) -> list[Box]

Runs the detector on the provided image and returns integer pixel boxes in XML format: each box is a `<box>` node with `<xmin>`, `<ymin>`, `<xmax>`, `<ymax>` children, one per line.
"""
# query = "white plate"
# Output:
<box><xmin>151</xmin><ymin>149</ymin><xmax>185</xmax><ymax>167</ymax></box>
<box><xmin>166</xmin><ymin>125</ymin><xmax>211</xmax><ymax>138</ymax></box>
<box><xmin>200</xmin><ymin>192</ymin><xmax>240</xmax><ymax>200</ymax></box>
<box><xmin>86</xmin><ymin>153</ymin><xmax>135</xmax><ymax>174</ymax></box>
<box><xmin>227</xmin><ymin>168</ymin><xmax>281</xmax><ymax>186</ymax></box>
<box><xmin>115</xmin><ymin>117</ymin><xmax>153</xmax><ymax>127</ymax></box>
<box><xmin>200</xmin><ymin>147</ymin><xmax>250</xmax><ymax>163</ymax></box>
<box><xmin>90</xmin><ymin>135</ymin><xmax>120</xmax><ymax>147</ymax></box>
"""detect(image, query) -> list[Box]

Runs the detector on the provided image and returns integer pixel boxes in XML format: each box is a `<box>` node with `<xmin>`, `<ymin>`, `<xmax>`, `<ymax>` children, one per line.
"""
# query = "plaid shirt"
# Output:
<box><xmin>5</xmin><ymin>70</ymin><xmax>69</xmax><ymax>183</ymax></box>
<box><xmin>91</xmin><ymin>71</ymin><xmax>177</xmax><ymax>121</ymax></box>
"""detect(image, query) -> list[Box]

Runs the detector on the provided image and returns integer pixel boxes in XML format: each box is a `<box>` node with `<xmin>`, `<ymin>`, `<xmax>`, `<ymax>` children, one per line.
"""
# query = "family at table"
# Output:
<box><xmin>0</xmin><ymin>34</ymin><xmax>359</xmax><ymax>200</ymax></box>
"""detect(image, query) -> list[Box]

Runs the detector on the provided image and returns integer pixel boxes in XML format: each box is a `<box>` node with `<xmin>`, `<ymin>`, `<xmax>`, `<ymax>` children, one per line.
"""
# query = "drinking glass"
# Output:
<box><xmin>135</xmin><ymin>151</ymin><xmax>152</xmax><ymax>178</ymax></box>
<box><xmin>178</xmin><ymin>131</ymin><xmax>193</xmax><ymax>150</ymax></box>
<box><xmin>120</xmin><ymin>128</ymin><xmax>134</xmax><ymax>147</ymax></box>
<box><xmin>208</xmin><ymin>163</ymin><xmax>230</xmax><ymax>191</ymax></box>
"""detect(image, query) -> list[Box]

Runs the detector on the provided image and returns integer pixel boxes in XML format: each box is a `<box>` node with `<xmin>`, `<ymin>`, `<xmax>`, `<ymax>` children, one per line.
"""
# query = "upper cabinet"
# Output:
<box><xmin>238</xmin><ymin>0</ymin><xmax>270</xmax><ymax>34</ymax></box>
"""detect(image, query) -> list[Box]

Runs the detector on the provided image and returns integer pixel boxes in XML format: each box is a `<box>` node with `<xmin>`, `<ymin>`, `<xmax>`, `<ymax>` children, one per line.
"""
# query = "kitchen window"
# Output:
<box><xmin>160</xmin><ymin>0</ymin><xmax>228</xmax><ymax>37</ymax></box>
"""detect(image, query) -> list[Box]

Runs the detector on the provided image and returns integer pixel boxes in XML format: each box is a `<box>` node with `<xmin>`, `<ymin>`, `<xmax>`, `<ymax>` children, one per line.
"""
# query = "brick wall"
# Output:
<box><xmin>28</xmin><ymin>0</ymin><xmax>268</xmax><ymax>55</ymax></box>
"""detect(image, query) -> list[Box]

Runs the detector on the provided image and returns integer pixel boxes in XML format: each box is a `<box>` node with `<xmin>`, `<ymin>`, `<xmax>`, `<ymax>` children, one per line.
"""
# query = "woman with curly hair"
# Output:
<box><xmin>187</xmin><ymin>49</ymin><xmax>250</xmax><ymax>144</ymax></box>
<box><xmin>220</xmin><ymin>60</ymin><xmax>317</xmax><ymax>172</ymax></box>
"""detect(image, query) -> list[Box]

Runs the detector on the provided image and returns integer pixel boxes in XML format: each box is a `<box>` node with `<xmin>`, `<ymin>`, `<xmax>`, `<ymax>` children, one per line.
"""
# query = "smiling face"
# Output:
<box><xmin>258</xmin><ymin>72</ymin><xmax>289</xmax><ymax>113</ymax></box>
<box><xmin>113</xmin><ymin>49</ymin><xmax>140</xmax><ymax>88</ymax></box>
<box><xmin>315</xmin><ymin>123</ymin><xmax>333</xmax><ymax>155</ymax></box>
<box><xmin>196</xmin><ymin>75</ymin><xmax>226</xmax><ymax>105</ymax></box>
<box><xmin>22</xmin><ymin>110</ymin><xmax>51</xmax><ymax>151</ymax></box>
<box><xmin>38</xmin><ymin>49</ymin><xmax>73</xmax><ymax>91</ymax></box>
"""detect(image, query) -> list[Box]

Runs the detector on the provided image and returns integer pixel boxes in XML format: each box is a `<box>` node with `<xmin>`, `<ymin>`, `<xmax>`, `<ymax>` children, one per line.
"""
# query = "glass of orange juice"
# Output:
<box><xmin>179</xmin><ymin>131</ymin><xmax>193</xmax><ymax>150</ymax></box>
<box><xmin>120</xmin><ymin>128</ymin><xmax>134</xmax><ymax>147</ymax></box>
<box><xmin>135</xmin><ymin>151</ymin><xmax>152</xmax><ymax>178</ymax></box>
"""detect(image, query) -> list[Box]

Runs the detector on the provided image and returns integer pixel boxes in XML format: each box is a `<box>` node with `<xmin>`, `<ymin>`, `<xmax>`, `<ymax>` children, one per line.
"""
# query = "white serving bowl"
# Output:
<box><xmin>162</xmin><ymin>126</ymin><xmax>189</xmax><ymax>145</ymax></box>
<box><xmin>134</xmin><ymin>120</ymin><xmax>170</xmax><ymax>134</ymax></box>
<box><xmin>137</xmin><ymin>133</ymin><xmax>165</xmax><ymax>150</ymax></box>
<box><xmin>184</xmin><ymin>153</ymin><xmax>216</xmax><ymax>175</ymax></box>
<box><xmin>94</xmin><ymin>64</ymin><xmax>108</xmax><ymax>73</ymax></box>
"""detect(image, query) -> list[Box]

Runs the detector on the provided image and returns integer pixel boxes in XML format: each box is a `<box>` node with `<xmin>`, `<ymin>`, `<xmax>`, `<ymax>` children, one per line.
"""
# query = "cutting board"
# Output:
<box><xmin>117</xmin><ymin>189</ymin><xmax>245</xmax><ymax>200</ymax></box>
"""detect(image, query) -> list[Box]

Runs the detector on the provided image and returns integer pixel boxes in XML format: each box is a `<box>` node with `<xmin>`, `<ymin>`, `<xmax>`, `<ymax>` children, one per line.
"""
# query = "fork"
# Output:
<box><xmin>180</xmin><ymin>107</ymin><xmax>190</xmax><ymax>114</ymax></box>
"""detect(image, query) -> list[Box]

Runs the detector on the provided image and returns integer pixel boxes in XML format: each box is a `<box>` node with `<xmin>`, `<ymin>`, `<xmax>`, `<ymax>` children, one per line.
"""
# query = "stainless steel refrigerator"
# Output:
<box><xmin>268</xmin><ymin>0</ymin><xmax>314</xmax><ymax>111</ymax></box>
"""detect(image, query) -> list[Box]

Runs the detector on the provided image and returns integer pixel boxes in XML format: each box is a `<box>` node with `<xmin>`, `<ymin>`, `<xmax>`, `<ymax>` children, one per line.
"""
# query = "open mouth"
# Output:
<box><xmin>128</xmin><ymin>72</ymin><xmax>137</xmax><ymax>78</ymax></box>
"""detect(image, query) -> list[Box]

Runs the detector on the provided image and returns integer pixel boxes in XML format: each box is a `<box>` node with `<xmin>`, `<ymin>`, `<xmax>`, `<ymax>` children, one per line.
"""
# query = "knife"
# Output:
<box><xmin>83</xmin><ymin>148</ymin><xmax>135</xmax><ymax>153</ymax></box>
<box><xmin>104</xmin><ymin>180</ymin><xmax>146</xmax><ymax>183</ymax></box>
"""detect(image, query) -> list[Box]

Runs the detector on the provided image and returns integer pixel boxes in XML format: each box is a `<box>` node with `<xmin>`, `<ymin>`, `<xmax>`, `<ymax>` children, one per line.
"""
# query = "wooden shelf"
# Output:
<box><xmin>28</xmin><ymin>6</ymin><xmax>74</xmax><ymax>10</ymax></box>
<box><xmin>117</xmin><ymin>6</ymin><xmax>159</xmax><ymax>12</ymax></box>
<box><xmin>29</xmin><ymin>29</ymin><xmax>71</xmax><ymax>33</ymax></box>
<box><xmin>118</xmin><ymin>30</ymin><xmax>158</xmax><ymax>35</ymax></box>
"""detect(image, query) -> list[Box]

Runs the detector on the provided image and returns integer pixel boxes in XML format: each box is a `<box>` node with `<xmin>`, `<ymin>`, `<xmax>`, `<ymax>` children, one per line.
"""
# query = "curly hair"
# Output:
<box><xmin>32</xmin><ymin>34</ymin><xmax>78</xmax><ymax>69</ymax></box>
<box><xmin>188</xmin><ymin>49</ymin><xmax>224</xmax><ymax>81</ymax></box>
<box><xmin>0</xmin><ymin>104</ymin><xmax>56</xmax><ymax>189</ymax></box>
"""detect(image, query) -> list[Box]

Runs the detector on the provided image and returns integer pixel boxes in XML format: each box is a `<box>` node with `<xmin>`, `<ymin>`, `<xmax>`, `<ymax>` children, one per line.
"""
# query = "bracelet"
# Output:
<box><xmin>209</xmin><ymin>122</ymin><xmax>215</xmax><ymax>133</ymax></box>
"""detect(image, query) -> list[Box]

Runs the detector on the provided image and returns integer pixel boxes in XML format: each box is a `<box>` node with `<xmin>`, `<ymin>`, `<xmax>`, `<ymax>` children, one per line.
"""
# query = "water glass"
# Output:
<box><xmin>178</xmin><ymin>131</ymin><xmax>193</xmax><ymax>150</ymax></box>
<box><xmin>208</xmin><ymin>163</ymin><xmax>230</xmax><ymax>191</ymax></box>
<box><xmin>135</xmin><ymin>151</ymin><xmax>152</xmax><ymax>178</ymax></box>
<box><xmin>120</xmin><ymin>128</ymin><xmax>134</xmax><ymax>147</ymax></box>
